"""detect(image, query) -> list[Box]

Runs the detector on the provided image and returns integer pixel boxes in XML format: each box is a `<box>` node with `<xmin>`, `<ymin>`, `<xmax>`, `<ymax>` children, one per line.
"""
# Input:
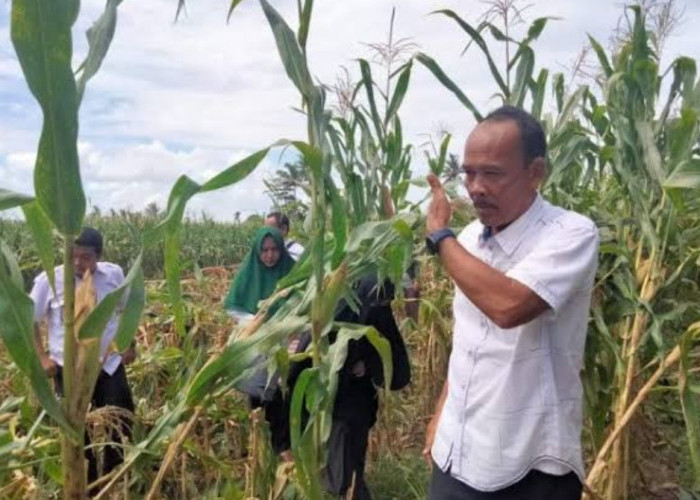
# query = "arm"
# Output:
<box><xmin>33</xmin><ymin>323</ymin><xmax>57</xmax><ymax>376</ymax></box>
<box><xmin>29</xmin><ymin>273</ymin><xmax>56</xmax><ymax>376</ymax></box>
<box><xmin>427</xmin><ymin>174</ymin><xmax>547</xmax><ymax>329</ymax></box>
<box><xmin>422</xmin><ymin>379</ymin><xmax>449</xmax><ymax>464</ymax></box>
<box><xmin>437</xmin><ymin>238</ymin><xmax>548</xmax><ymax>329</ymax></box>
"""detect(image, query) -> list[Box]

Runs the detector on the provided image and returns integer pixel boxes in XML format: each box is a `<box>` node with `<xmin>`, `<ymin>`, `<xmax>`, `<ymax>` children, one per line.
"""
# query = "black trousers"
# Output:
<box><xmin>429</xmin><ymin>462</ymin><xmax>582</xmax><ymax>500</ymax></box>
<box><xmin>55</xmin><ymin>364</ymin><xmax>135</xmax><ymax>485</ymax></box>
<box><xmin>249</xmin><ymin>393</ymin><xmax>290</xmax><ymax>455</ymax></box>
<box><xmin>322</xmin><ymin>419</ymin><xmax>372</xmax><ymax>500</ymax></box>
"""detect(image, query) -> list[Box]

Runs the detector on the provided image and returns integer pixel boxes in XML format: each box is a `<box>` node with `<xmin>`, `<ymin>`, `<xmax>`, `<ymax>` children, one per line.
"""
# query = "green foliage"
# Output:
<box><xmin>0</xmin><ymin>213</ymin><xmax>261</xmax><ymax>283</ymax></box>
<box><xmin>10</xmin><ymin>0</ymin><xmax>85</xmax><ymax>236</ymax></box>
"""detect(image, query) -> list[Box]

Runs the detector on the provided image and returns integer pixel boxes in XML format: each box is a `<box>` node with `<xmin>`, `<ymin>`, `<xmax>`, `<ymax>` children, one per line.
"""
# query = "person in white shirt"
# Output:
<box><xmin>423</xmin><ymin>106</ymin><xmax>599</xmax><ymax>499</ymax></box>
<box><xmin>31</xmin><ymin>227</ymin><xmax>136</xmax><ymax>486</ymax></box>
<box><xmin>264</xmin><ymin>211</ymin><xmax>305</xmax><ymax>261</ymax></box>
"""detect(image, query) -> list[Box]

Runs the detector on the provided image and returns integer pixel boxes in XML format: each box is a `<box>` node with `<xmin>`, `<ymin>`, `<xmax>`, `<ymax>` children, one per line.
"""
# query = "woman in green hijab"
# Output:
<box><xmin>224</xmin><ymin>226</ymin><xmax>296</xmax><ymax>317</ymax></box>
<box><xmin>224</xmin><ymin>226</ymin><xmax>297</xmax><ymax>457</ymax></box>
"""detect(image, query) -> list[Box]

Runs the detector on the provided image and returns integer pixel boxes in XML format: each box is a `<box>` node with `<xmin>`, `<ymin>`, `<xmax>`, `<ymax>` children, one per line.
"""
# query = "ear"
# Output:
<box><xmin>527</xmin><ymin>157</ymin><xmax>546</xmax><ymax>189</ymax></box>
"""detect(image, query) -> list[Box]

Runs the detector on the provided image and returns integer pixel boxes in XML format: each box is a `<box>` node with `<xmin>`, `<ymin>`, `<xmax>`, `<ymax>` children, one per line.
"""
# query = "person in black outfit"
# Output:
<box><xmin>242</xmin><ymin>274</ymin><xmax>411</xmax><ymax>498</ymax></box>
<box><xmin>321</xmin><ymin>276</ymin><xmax>411</xmax><ymax>499</ymax></box>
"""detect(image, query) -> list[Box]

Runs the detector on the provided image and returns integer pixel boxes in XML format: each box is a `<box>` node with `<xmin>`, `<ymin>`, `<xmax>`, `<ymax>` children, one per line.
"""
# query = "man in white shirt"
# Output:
<box><xmin>265</xmin><ymin>211</ymin><xmax>305</xmax><ymax>261</ymax></box>
<box><xmin>31</xmin><ymin>227</ymin><xmax>136</xmax><ymax>485</ymax></box>
<box><xmin>423</xmin><ymin>106</ymin><xmax>599</xmax><ymax>499</ymax></box>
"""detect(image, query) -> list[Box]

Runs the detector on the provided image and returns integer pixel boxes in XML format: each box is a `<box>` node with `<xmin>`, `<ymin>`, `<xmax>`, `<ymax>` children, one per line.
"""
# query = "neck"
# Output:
<box><xmin>490</xmin><ymin>192</ymin><xmax>538</xmax><ymax>235</ymax></box>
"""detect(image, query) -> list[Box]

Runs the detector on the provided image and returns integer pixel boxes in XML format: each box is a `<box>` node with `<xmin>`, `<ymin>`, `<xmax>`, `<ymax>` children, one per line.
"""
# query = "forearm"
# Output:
<box><xmin>33</xmin><ymin>324</ymin><xmax>48</xmax><ymax>361</ymax></box>
<box><xmin>437</xmin><ymin>238</ymin><xmax>546</xmax><ymax>328</ymax></box>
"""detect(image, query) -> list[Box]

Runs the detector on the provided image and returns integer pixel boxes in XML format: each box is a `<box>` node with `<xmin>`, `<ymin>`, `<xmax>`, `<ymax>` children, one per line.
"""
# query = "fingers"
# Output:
<box><xmin>427</xmin><ymin>173</ymin><xmax>442</xmax><ymax>193</ymax></box>
<box><xmin>422</xmin><ymin>446</ymin><xmax>432</xmax><ymax>465</ymax></box>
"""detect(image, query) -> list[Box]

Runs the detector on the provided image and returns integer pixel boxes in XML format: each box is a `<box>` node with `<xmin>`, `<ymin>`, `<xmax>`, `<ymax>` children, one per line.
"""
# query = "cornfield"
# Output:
<box><xmin>1</xmin><ymin>0</ymin><xmax>699</xmax><ymax>499</ymax></box>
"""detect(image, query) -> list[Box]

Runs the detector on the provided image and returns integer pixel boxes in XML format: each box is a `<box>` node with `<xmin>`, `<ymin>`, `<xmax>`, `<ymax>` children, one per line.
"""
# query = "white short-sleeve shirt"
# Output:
<box><xmin>431</xmin><ymin>194</ymin><xmax>599</xmax><ymax>491</ymax></box>
<box><xmin>285</xmin><ymin>240</ymin><xmax>305</xmax><ymax>261</ymax></box>
<box><xmin>30</xmin><ymin>262</ymin><xmax>126</xmax><ymax>375</ymax></box>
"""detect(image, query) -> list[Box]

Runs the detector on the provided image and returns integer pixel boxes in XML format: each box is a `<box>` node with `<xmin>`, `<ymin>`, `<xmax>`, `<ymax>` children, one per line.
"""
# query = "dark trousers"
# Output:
<box><xmin>322</xmin><ymin>419</ymin><xmax>372</xmax><ymax>500</ymax></box>
<box><xmin>249</xmin><ymin>393</ymin><xmax>290</xmax><ymax>455</ymax></box>
<box><xmin>429</xmin><ymin>462</ymin><xmax>582</xmax><ymax>500</ymax></box>
<box><xmin>54</xmin><ymin>364</ymin><xmax>135</xmax><ymax>485</ymax></box>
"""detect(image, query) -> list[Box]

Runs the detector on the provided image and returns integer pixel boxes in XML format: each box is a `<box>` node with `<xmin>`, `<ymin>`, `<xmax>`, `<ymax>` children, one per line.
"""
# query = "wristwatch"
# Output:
<box><xmin>426</xmin><ymin>228</ymin><xmax>456</xmax><ymax>255</ymax></box>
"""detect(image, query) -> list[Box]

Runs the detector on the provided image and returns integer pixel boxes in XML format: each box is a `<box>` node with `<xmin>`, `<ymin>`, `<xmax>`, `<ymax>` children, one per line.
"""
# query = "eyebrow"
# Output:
<box><xmin>462</xmin><ymin>163</ymin><xmax>502</xmax><ymax>171</ymax></box>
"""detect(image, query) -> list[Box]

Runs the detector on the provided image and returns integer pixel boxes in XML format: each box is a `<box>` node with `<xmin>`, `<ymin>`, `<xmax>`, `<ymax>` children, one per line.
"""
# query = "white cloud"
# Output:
<box><xmin>2</xmin><ymin>0</ymin><xmax>700</xmax><ymax>221</ymax></box>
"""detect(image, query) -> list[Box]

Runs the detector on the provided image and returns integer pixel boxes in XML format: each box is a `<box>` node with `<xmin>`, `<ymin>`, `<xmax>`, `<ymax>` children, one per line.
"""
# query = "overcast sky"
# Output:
<box><xmin>1</xmin><ymin>0</ymin><xmax>699</xmax><ymax>221</ymax></box>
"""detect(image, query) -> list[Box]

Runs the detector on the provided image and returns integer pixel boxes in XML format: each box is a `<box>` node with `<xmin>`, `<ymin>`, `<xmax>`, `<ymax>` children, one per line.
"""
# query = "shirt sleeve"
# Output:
<box><xmin>113</xmin><ymin>265</ymin><xmax>128</xmax><ymax>310</ymax></box>
<box><xmin>29</xmin><ymin>272</ymin><xmax>51</xmax><ymax>324</ymax></box>
<box><xmin>506</xmin><ymin>220</ymin><xmax>599</xmax><ymax>313</ymax></box>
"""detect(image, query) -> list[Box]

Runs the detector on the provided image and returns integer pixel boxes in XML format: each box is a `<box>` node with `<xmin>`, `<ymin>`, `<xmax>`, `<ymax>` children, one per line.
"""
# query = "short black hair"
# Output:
<box><xmin>75</xmin><ymin>227</ymin><xmax>103</xmax><ymax>256</ymax></box>
<box><xmin>483</xmin><ymin>105</ymin><xmax>547</xmax><ymax>166</ymax></box>
<box><xmin>266</xmin><ymin>211</ymin><xmax>290</xmax><ymax>230</ymax></box>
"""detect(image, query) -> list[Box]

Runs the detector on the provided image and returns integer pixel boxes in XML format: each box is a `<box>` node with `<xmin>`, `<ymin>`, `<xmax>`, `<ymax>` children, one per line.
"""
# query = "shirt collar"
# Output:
<box><xmin>76</xmin><ymin>262</ymin><xmax>106</xmax><ymax>280</ymax></box>
<box><xmin>480</xmin><ymin>194</ymin><xmax>544</xmax><ymax>256</ymax></box>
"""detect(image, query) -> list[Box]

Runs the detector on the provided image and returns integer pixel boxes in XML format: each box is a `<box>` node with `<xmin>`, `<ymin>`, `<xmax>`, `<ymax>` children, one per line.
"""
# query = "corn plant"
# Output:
<box><xmin>419</xmin><ymin>1</ymin><xmax>700</xmax><ymax>496</ymax></box>
<box><xmin>326</xmin><ymin>9</ymin><xmax>417</xmax><ymax>225</ymax></box>
<box><xmin>1</xmin><ymin>1</ymin><xmax>274</xmax><ymax>497</ymax></box>
<box><xmin>83</xmin><ymin>2</ymin><xmax>415</xmax><ymax>498</ymax></box>
<box><xmin>177</xmin><ymin>2</ymin><xmax>415</xmax><ymax>496</ymax></box>
<box><xmin>573</xmin><ymin>7</ymin><xmax>700</xmax><ymax>497</ymax></box>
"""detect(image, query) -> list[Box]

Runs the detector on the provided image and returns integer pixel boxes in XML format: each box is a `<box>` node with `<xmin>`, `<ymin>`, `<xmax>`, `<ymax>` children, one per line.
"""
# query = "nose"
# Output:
<box><xmin>467</xmin><ymin>173</ymin><xmax>487</xmax><ymax>198</ymax></box>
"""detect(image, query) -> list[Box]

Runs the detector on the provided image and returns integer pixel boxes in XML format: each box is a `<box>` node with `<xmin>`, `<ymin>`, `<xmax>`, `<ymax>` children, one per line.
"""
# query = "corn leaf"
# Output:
<box><xmin>510</xmin><ymin>46</ymin><xmax>534</xmax><ymax>108</ymax></box>
<box><xmin>530</xmin><ymin>69</ymin><xmax>549</xmax><ymax>120</ymax></box>
<box><xmin>415</xmin><ymin>52</ymin><xmax>482</xmax><ymax>121</ymax></box>
<box><xmin>75</xmin><ymin>0</ymin><xmax>123</xmax><ymax>106</ymax></box>
<box><xmin>21</xmin><ymin>201</ymin><xmax>55</xmax><ymax>292</ymax></box>
<box><xmin>11</xmin><ymin>0</ymin><xmax>85</xmax><ymax>235</ymax></box>
<box><xmin>113</xmin><ymin>261</ymin><xmax>145</xmax><ymax>350</ymax></box>
<box><xmin>664</xmin><ymin>159</ymin><xmax>700</xmax><ymax>190</ymax></box>
<box><xmin>185</xmin><ymin>315</ymin><xmax>308</xmax><ymax>405</ymax></box>
<box><xmin>434</xmin><ymin>9</ymin><xmax>508</xmax><ymax>96</ymax></box>
<box><xmin>0</xmin><ymin>189</ymin><xmax>33</xmax><ymax>211</ymax></box>
<box><xmin>385</xmin><ymin>61</ymin><xmax>412</xmax><ymax>126</ymax></box>
<box><xmin>0</xmin><ymin>241</ymin><xmax>77</xmax><ymax>440</ymax></box>
<box><xmin>297</xmin><ymin>0</ymin><xmax>313</xmax><ymax>51</ymax></box>
<box><xmin>326</xmin><ymin>174</ymin><xmax>347</xmax><ymax>269</ymax></box>
<box><xmin>226</xmin><ymin>0</ymin><xmax>246</xmax><ymax>23</ymax></box>
<box><xmin>78</xmin><ymin>253</ymin><xmax>143</xmax><ymax>340</ymax></box>
<box><xmin>678</xmin><ymin>322</ymin><xmax>700</xmax><ymax>489</ymax></box>
<box><xmin>359</xmin><ymin>59</ymin><xmax>385</xmax><ymax>141</ymax></box>
<box><xmin>588</xmin><ymin>35</ymin><xmax>613</xmax><ymax>78</ymax></box>
<box><xmin>260</xmin><ymin>0</ymin><xmax>313</xmax><ymax>98</ymax></box>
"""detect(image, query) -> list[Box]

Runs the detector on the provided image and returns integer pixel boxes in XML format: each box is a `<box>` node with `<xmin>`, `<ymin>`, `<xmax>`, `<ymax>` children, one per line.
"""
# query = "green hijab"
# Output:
<box><xmin>224</xmin><ymin>226</ymin><xmax>296</xmax><ymax>314</ymax></box>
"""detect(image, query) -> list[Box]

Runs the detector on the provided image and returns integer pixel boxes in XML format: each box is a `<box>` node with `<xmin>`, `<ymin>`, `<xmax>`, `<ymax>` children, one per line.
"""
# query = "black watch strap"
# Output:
<box><xmin>426</xmin><ymin>228</ymin><xmax>456</xmax><ymax>255</ymax></box>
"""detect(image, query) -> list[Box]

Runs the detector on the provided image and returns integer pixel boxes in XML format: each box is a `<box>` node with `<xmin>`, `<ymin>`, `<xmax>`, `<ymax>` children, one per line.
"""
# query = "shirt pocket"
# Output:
<box><xmin>49</xmin><ymin>296</ymin><xmax>65</xmax><ymax>325</ymax></box>
<box><xmin>471</xmin><ymin>354</ymin><xmax>546</xmax><ymax>415</ymax></box>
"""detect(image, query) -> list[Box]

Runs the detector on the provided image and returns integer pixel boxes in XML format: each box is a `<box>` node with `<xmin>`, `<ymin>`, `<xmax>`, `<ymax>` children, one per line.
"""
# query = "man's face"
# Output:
<box><xmin>463</xmin><ymin>120</ymin><xmax>544</xmax><ymax>230</ymax></box>
<box><xmin>264</xmin><ymin>216</ymin><xmax>288</xmax><ymax>238</ymax></box>
<box><xmin>73</xmin><ymin>245</ymin><xmax>98</xmax><ymax>277</ymax></box>
<box><xmin>260</xmin><ymin>236</ymin><xmax>281</xmax><ymax>268</ymax></box>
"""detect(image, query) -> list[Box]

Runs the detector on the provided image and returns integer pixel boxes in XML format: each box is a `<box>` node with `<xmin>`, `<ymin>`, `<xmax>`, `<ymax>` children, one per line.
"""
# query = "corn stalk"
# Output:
<box><xmin>420</xmin><ymin>2</ymin><xmax>700</xmax><ymax>497</ymax></box>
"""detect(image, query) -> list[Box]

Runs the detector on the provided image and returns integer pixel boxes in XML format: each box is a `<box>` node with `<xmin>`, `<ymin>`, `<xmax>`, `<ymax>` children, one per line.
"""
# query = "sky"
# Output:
<box><xmin>1</xmin><ymin>0</ymin><xmax>699</xmax><ymax>221</ymax></box>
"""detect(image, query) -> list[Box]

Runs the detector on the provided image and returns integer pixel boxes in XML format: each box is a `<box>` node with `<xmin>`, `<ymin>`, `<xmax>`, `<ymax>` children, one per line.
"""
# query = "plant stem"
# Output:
<box><xmin>145</xmin><ymin>406</ymin><xmax>204</xmax><ymax>500</ymax></box>
<box><xmin>61</xmin><ymin>238</ymin><xmax>87</xmax><ymax>499</ymax></box>
<box><xmin>586</xmin><ymin>344</ymin><xmax>682</xmax><ymax>495</ymax></box>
